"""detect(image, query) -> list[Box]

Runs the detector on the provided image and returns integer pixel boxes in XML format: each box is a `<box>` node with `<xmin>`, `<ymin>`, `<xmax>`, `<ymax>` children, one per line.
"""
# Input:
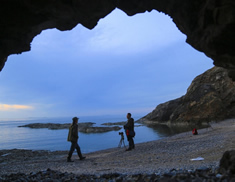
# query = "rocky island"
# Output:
<box><xmin>18</xmin><ymin>122</ymin><xmax>121</xmax><ymax>133</ymax></box>
<box><xmin>101</xmin><ymin>121</ymin><xmax>126</xmax><ymax>126</ymax></box>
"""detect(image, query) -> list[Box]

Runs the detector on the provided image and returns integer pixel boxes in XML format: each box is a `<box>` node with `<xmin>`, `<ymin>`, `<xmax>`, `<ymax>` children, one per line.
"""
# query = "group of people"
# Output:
<box><xmin>67</xmin><ymin>113</ymin><xmax>135</xmax><ymax>162</ymax></box>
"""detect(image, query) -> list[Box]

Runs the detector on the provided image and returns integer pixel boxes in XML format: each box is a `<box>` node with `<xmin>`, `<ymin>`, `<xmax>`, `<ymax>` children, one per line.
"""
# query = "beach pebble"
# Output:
<box><xmin>1</xmin><ymin>167</ymin><xmax>235</xmax><ymax>181</ymax></box>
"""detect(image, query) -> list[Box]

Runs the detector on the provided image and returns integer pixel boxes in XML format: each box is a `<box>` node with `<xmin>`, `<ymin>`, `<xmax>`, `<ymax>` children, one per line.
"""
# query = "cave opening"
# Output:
<box><xmin>0</xmin><ymin>9</ymin><xmax>213</xmax><ymax>119</ymax></box>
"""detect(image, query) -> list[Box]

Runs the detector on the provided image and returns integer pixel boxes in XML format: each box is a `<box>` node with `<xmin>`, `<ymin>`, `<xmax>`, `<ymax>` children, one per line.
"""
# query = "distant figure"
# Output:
<box><xmin>192</xmin><ymin>128</ymin><xmax>198</xmax><ymax>135</ymax></box>
<box><xmin>124</xmin><ymin>113</ymin><xmax>135</xmax><ymax>151</ymax></box>
<box><xmin>67</xmin><ymin>117</ymin><xmax>86</xmax><ymax>162</ymax></box>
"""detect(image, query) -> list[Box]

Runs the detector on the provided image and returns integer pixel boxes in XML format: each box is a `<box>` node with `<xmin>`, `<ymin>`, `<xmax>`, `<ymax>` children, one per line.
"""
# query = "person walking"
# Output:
<box><xmin>67</xmin><ymin>117</ymin><xmax>86</xmax><ymax>162</ymax></box>
<box><xmin>124</xmin><ymin>113</ymin><xmax>135</xmax><ymax>151</ymax></box>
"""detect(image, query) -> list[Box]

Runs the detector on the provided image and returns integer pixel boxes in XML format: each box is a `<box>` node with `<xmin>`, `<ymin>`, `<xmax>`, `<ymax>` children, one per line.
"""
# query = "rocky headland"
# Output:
<box><xmin>1</xmin><ymin>119</ymin><xmax>235</xmax><ymax>181</ymax></box>
<box><xmin>138</xmin><ymin>67</ymin><xmax>235</xmax><ymax>126</ymax></box>
<box><xmin>18</xmin><ymin>122</ymin><xmax>121</xmax><ymax>133</ymax></box>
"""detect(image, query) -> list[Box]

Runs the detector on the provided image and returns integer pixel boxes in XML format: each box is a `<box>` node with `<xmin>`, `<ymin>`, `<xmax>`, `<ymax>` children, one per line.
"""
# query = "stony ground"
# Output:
<box><xmin>0</xmin><ymin>119</ymin><xmax>235</xmax><ymax>179</ymax></box>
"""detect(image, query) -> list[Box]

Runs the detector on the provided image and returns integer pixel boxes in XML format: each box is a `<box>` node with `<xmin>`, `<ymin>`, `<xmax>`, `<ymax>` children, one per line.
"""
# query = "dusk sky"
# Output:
<box><xmin>0</xmin><ymin>9</ymin><xmax>213</xmax><ymax>119</ymax></box>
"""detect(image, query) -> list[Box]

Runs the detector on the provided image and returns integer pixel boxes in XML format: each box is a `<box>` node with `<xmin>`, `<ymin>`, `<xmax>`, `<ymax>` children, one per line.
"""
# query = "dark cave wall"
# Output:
<box><xmin>0</xmin><ymin>0</ymin><xmax>234</xmax><ymax>78</ymax></box>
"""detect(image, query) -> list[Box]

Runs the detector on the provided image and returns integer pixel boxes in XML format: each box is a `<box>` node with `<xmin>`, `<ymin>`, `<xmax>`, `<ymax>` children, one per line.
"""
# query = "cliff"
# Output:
<box><xmin>138</xmin><ymin>67</ymin><xmax>235</xmax><ymax>125</ymax></box>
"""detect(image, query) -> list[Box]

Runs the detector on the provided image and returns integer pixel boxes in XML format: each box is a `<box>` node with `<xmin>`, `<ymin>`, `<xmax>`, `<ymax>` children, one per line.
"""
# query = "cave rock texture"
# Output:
<box><xmin>0</xmin><ymin>0</ymin><xmax>235</xmax><ymax>79</ymax></box>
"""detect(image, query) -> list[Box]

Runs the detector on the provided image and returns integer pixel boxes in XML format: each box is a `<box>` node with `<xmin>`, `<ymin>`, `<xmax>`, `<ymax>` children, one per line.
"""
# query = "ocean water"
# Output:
<box><xmin>0</xmin><ymin>115</ymin><xmax>198</xmax><ymax>154</ymax></box>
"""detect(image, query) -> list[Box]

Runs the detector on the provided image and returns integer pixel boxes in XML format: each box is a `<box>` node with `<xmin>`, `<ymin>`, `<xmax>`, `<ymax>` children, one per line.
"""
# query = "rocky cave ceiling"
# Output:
<box><xmin>0</xmin><ymin>0</ymin><xmax>235</xmax><ymax>79</ymax></box>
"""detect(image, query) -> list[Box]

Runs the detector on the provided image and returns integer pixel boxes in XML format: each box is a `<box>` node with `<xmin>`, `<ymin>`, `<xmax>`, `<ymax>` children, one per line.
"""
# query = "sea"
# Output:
<box><xmin>0</xmin><ymin>115</ymin><xmax>200</xmax><ymax>154</ymax></box>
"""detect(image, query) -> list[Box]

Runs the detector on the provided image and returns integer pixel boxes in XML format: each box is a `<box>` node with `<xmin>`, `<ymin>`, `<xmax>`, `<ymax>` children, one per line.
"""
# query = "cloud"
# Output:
<box><xmin>0</xmin><ymin>104</ymin><xmax>34</xmax><ymax>111</ymax></box>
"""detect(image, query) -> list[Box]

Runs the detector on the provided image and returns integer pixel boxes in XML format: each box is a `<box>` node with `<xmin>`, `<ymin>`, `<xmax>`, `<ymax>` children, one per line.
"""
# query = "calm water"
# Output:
<box><xmin>0</xmin><ymin>115</ymin><xmax>203</xmax><ymax>153</ymax></box>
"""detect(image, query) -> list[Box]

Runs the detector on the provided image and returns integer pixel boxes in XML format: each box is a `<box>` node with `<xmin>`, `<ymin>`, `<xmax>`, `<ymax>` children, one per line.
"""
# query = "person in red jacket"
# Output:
<box><xmin>67</xmin><ymin>117</ymin><xmax>86</xmax><ymax>162</ymax></box>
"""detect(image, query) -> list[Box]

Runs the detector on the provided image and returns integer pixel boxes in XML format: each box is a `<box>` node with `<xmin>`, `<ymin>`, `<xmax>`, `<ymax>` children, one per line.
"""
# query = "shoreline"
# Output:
<box><xmin>0</xmin><ymin>119</ymin><xmax>235</xmax><ymax>176</ymax></box>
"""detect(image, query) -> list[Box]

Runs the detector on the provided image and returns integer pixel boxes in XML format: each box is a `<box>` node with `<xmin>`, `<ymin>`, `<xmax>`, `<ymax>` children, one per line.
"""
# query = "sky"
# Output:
<box><xmin>0</xmin><ymin>9</ymin><xmax>213</xmax><ymax>119</ymax></box>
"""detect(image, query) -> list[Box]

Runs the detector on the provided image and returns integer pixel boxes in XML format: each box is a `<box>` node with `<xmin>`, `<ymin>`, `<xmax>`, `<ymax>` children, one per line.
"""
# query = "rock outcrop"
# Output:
<box><xmin>18</xmin><ymin>122</ymin><xmax>121</xmax><ymax>133</ymax></box>
<box><xmin>80</xmin><ymin>126</ymin><xmax>121</xmax><ymax>133</ymax></box>
<box><xmin>219</xmin><ymin>150</ymin><xmax>235</xmax><ymax>175</ymax></box>
<box><xmin>138</xmin><ymin>67</ymin><xmax>235</xmax><ymax>125</ymax></box>
<box><xmin>18</xmin><ymin>122</ymin><xmax>94</xmax><ymax>130</ymax></box>
<box><xmin>0</xmin><ymin>0</ymin><xmax>235</xmax><ymax>79</ymax></box>
<box><xmin>101</xmin><ymin>121</ymin><xmax>126</xmax><ymax>126</ymax></box>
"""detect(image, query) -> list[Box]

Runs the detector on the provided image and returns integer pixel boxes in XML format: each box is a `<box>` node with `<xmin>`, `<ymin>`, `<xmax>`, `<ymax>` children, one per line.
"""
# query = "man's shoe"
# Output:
<box><xmin>67</xmin><ymin>158</ymin><xmax>74</xmax><ymax>162</ymax></box>
<box><xmin>80</xmin><ymin>156</ymin><xmax>86</xmax><ymax>160</ymax></box>
<box><xmin>125</xmin><ymin>148</ymin><xmax>132</xmax><ymax>151</ymax></box>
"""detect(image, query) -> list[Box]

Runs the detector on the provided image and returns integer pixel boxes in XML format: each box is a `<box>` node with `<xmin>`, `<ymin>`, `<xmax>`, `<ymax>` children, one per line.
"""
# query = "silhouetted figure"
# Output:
<box><xmin>67</xmin><ymin>117</ymin><xmax>86</xmax><ymax>162</ymax></box>
<box><xmin>124</xmin><ymin>113</ymin><xmax>135</xmax><ymax>151</ymax></box>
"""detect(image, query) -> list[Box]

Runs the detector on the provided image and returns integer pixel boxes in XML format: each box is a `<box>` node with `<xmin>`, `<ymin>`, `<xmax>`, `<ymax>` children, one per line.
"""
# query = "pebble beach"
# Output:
<box><xmin>0</xmin><ymin>119</ymin><xmax>235</xmax><ymax>181</ymax></box>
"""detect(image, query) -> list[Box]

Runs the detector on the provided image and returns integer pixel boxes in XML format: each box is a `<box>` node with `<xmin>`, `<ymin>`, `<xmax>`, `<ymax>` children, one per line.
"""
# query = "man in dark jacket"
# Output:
<box><xmin>67</xmin><ymin>117</ymin><xmax>86</xmax><ymax>162</ymax></box>
<box><xmin>124</xmin><ymin>113</ymin><xmax>135</xmax><ymax>151</ymax></box>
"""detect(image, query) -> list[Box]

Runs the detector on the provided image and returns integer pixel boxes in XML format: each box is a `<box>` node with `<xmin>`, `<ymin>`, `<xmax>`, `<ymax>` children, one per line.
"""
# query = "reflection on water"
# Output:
<box><xmin>145</xmin><ymin>123</ymin><xmax>210</xmax><ymax>137</ymax></box>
